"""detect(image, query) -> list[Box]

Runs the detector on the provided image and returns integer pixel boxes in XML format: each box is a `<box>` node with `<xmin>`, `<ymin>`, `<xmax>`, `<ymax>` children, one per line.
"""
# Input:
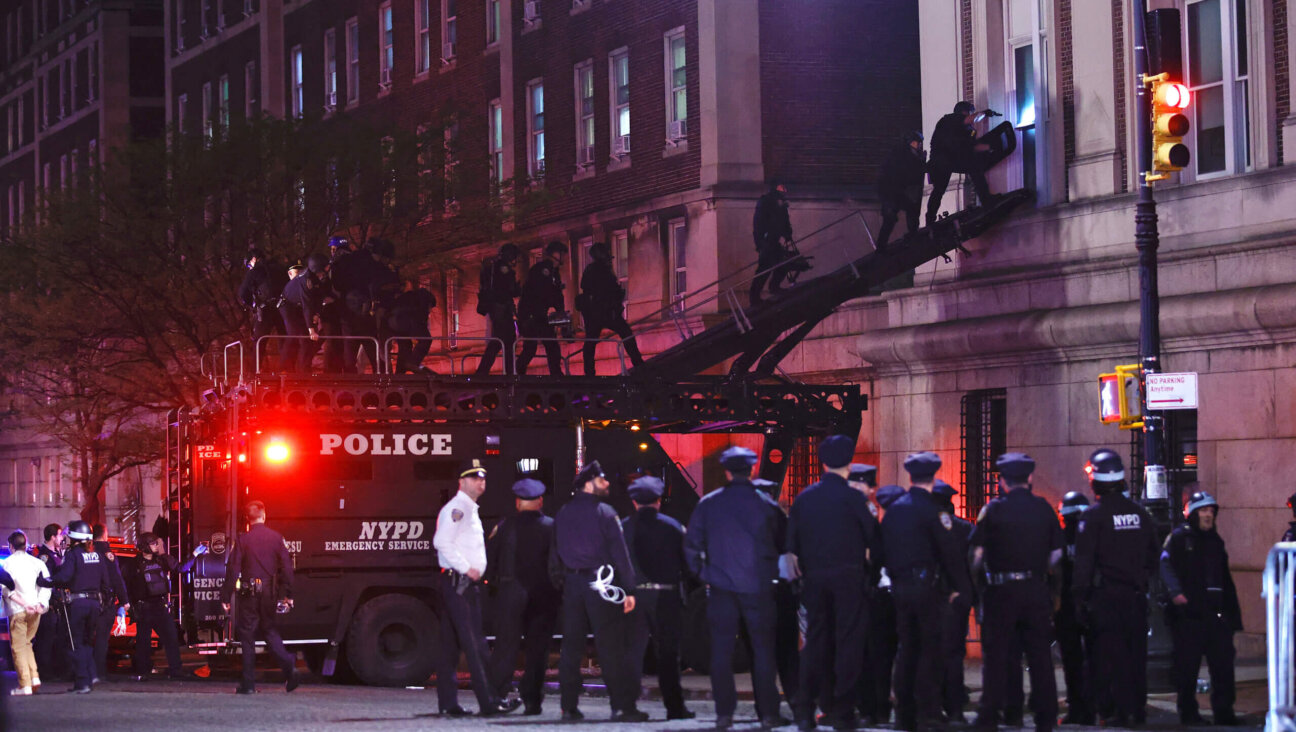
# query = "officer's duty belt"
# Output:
<box><xmin>987</xmin><ymin>571</ymin><xmax>1037</xmax><ymax>585</ymax></box>
<box><xmin>69</xmin><ymin>590</ymin><xmax>102</xmax><ymax>601</ymax></box>
<box><xmin>635</xmin><ymin>583</ymin><xmax>678</xmax><ymax>591</ymax></box>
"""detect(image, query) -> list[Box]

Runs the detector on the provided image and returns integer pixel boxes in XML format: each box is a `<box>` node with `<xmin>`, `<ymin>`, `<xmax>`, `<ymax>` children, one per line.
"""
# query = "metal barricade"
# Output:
<box><xmin>1266</xmin><ymin>543</ymin><xmax>1296</xmax><ymax>732</ymax></box>
<box><xmin>255</xmin><ymin>335</ymin><xmax>385</xmax><ymax>375</ymax></box>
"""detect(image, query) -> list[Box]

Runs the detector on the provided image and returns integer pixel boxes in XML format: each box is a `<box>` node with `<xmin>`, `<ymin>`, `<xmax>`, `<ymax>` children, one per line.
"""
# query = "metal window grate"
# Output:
<box><xmin>960</xmin><ymin>388</ymin><xmax>1007</xmax><ymax>521</ymax></box>
<box><xmin>781</xmin><ymin>436</ymin><xmax>819</xmax><ymax>509</ymax></box>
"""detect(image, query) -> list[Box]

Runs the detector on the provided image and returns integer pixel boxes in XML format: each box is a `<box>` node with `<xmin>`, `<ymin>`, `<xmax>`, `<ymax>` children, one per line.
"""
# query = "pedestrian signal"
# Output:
<box><xmin>1097</xmin><ymin>364</ymin><xmax>1144</xmax><ymax>429</ymax></box>
<box><xmin>1146</xmin><ymin>73</ymin><xmax>1191</xmax><ymax>181</ymax></box>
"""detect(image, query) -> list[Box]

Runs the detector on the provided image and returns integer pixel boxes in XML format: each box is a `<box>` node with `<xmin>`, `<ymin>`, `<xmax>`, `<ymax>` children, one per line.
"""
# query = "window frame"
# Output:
<box><xmin>1182</xmin><ymin>0</ymin><xmax>1252</xmax><ymax>180</ymax></box>
<box><xmin>244</xmin><ymin>60</ymin><xmax>257</xmax><ymax>118</ymax></box>
<box><xmin>486</xmin><ymin>0</ymin><xmax>500</xmax><ymax>47</ymax></box>
<box><xmin>574</xmin><ymin>59</ymin><xmax>595</xmax><ymax>171</ymax></box>
<box><xmin>346</xmin><ymin>17</ymin><xmax>360</xmax><ymax>105</ymax></box>
<box><xmin>488</xmin><ymin>98</ymin><xmax>504</xmax><ymax>187</ymax></box>
<box><xmin>1002</xmin><ymin>0</ymin><xmax>1046</xmax><ymax>196</ymax></box>
<box><xmin>608</xmin><ymin>48</ymin><xmax>630</xmax><ymax>161</ymax></box>
<box><xmin>201</xmin><ymin>80</ymin><xmax>213</xmax><ymax>141</ymax></box>
<box><xmin>526</xmin><ymin>79</ymin><xmax>545</xmax><ymax>179</ymax></box>
<box><xmin>663</xmin><ymin>27</ymin><xmax>687</xmax><ymax>145</ymax></box>
<box><xmin>441</xmin><ymin>0</ymin><xmax>457</xmax><ymax>63</ymax></box>
<box><xmin>324</xmin><ymin>28</ymin><xmax>338</xmax><ymax>109</ymax></box>
<box><xmin>290</xmin><ymin>44</ymin><xmax>304</xmax><ymax>117</ymax></box>
<box><xmin>378</xmin><ymin>2</ymin><xmax>394</xmax><ymax>90</ymax></box>
<box><xmin>218</xmin><ymin>73</ymin><xmax>230</xmax><ymax>130</ymax></box>
<box><xmin>415</xmin><ymin>0</ymin><xmax>431</xmax><ymax>74</ymax></box>
<box><xmin>667</xmin><ymin>218</ymin><xmax>687</xmax><ymax>306</ymax></box>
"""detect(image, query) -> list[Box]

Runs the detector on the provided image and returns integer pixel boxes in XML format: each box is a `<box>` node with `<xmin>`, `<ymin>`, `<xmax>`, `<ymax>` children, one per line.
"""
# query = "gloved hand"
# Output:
<box><xmin>113</xmin><ymin>607</ymin><xmax>128</xmax><ymax>636</ymax></box>
<box><xmin>192</xmin><ymin>543</ymin><xmax>209</xmax><ymax>557</ymax></box>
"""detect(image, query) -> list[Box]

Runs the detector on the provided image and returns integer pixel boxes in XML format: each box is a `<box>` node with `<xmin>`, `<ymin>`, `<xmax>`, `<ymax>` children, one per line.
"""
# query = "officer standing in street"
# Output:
<box><xmin>864</xmin><ymin>484</ymin><xmax>904</xmax><ymax>726</ymax></box>
<box><xmin>516</xmin><ymin>241</ymin><xmax>568</xmax><ymax>376</ymax></box>
<box><xmin>433</xmin><ymin>460</ymin><xmax>518</xmax><ymax>717</ymax></box>
<box><xmin>552</xmin><ymin>460</ymin><xmax>647</xmax><ymax>723</ymax></box>
<box><xmin>750</xmin><ymin>180</ymin><xmax>794</xmax><ymax>307</ymax></box>
<box><xmin>685</xmin><ymin>446</ymin><xmax>786</xmax><ymax>730</ymax></box>
<box><xmin>876</xmin><ymin>132</ymin><xmax>927</xmax><ymax>250</ymax></box>
<box><xmin>91</xmin><ymin>523</ymin><xmax>129</xmax><ymax>682</ymax></box>
<box><xmin>931</xmin><ymin>480</ymin><xmax>974</xmax><ymax>724</ymax></box>
<box><xmin>753</xmin><ymin>476</ymin><xmax>800</xmax><ymax>708</ymax></box>
<box><xmin>1073</xmin><ymin>448</ymin><xmax>1160</xmax><ymax>727</ymax></box>
<box><xmin>1056</xmin><ymin>491</ymin><xmax>1094</xmax><ymax>725</ymax></box>
<box><xmin>786</xmin><ymin>436</ymin><xmax>877</xmax><ymax>730</ymax></box>
<box><xmin>486</xmin><ymin>477</ymin><xmax>559</xmax><ymax>715</ymax></box>
<box><xmin>32</xmin><ymin>523</ymin><xmax>69</xmax><ymax>683</ymax></box>
<box><xmin>219</xmin><ymin>501</ymin><xmax>299</xmax><ymax>695</ymax></box>
<box><xmin>123</xmin><ymin>532</ymin><xmax>199</xmax><ymax>681</ymax></box>
<box><xmin>36</xmin><ymin>520</ymin><xmax>124</xmax><ymax>694</ymax></box>
<box><xmin>969</xmin><ymin>453</ymin><xmax>1062</xmax><ymax>732</ymax></box>
<box><xmin>878</xmin><ymin>452</ymin><xmax>972</xmax><ymax>732</ymax></box>
<box><xmin>476</xmin><ymin>243</ymin><xmax>522</xmax><ymax>375</ymax></box>
<box><xmin>577</xmin><ymin>242</ymin><xmax>645</xmax><ymax>376</ymax></box>
<box><xmin>623</xmin><ymin>475</ymin><xmax>695</xmax><ymax>721</ymax></box>
<box><xmin>1161</xmin><ymin>487</ymin><xmax>1242</xmax><ymax>726</ymax></box>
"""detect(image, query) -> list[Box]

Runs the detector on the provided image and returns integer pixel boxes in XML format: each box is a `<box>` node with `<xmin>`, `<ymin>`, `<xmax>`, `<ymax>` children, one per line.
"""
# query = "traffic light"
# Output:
<box><xmin>1097</xmin><ymin>363</ymin><xmax>1144</xmax><ymax>430</ymax></box>
<box><xmin>1146</xmin><ymin>72</ymin><xmax>1191</xmax><ymax>180</ymax></box>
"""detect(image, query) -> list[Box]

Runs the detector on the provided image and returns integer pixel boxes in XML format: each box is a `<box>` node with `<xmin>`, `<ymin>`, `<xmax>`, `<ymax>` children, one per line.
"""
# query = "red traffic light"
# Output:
<box><xmin>1154</xmin><ymin>82</ymin><xmax>1190</xmax><ymax>109</ymax></box>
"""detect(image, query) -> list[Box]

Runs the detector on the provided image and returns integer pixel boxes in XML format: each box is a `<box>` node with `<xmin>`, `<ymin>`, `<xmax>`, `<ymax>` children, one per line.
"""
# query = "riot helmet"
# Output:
<box><xmin>1059</xmin><ymin>491</ymin><xmax>1090</xmax><ymax>517</ymax></box>
<box><xmin>903</xmin><ymin>130</ymin><xmax>924</xmax><ymax>145</ymax></box>
<box><xmin>498</xmin><ymin>243</ymin><xmax>520</xmax><ymax>263</ymax></box>
<box><xmin>588</xmin><ymin>242</ymin><xmax>612</xmax><ymax>262</ymax></box>
<box><xmin>306</xmin><ymin>253</ymin><xmax>329</xmax><ymax>274</ymax></box>
<box><xmin>1184</xmin><ymin>489</ymin><xmax>1219</xmax><ymax>519</ymax></box>
<box><xmin>1085</xmin><ymin>448</ymin><xmax>1125</xmax><ymax>495</ymax></box>
<box><xmin>66</xmin><ymin>520</ymin><xmax>93</xmax><ymax>542</ymax></box>
<box><xmin>327</xmin><ymin>236</ymin><xmax>350</xmax><ymax>250</ymax></box>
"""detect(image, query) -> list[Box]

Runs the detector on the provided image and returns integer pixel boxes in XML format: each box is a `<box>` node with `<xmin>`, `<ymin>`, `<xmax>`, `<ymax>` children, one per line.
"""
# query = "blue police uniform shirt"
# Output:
<box><xmin>968</xmin><ymin>487</ymin><xmax>1062</xmax><ymax>576</ymax></box>
<box><xmin>553</xmin><ymin>491</ymin><xmax>637</xmax><ymax>592</ymax></box>
<box><xmin>684</xmin><ymin>478</ymin><xmax>784</xmax><ymax>594</ymax></box>
<box><xmin>786</xmin><ymin>472</ymin><xmax>877</xmax><ymax>574</ymax></box>
<box><xmin>877</xmin><ymin>487</ymin><xmax>972</xmax><ymax>597</ymax></box>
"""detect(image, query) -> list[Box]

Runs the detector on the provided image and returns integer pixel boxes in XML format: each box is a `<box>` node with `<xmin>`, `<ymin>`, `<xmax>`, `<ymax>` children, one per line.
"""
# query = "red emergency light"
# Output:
<box><xmin>265</xmin><ymin>438</ymin><xmax>291</xmax><ymax>464</ymax></box>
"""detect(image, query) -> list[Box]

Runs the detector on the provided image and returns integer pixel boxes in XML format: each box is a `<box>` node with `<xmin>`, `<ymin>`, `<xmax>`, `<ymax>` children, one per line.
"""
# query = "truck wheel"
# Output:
<box><xmin>345</xmin><ymin>594</ymin><xmax>439</xmax><ymax>687</ymax></box>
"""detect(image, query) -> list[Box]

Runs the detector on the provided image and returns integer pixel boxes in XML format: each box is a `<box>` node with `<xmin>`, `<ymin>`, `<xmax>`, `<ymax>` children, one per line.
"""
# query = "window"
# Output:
<box><xmin>379</xmin><ymin>3</ymin><xmax>393</xmax><ymax>88</ymax></box>
<box><xmin>37</xmin><ymin>76</ymin><xmax>45</xmax><ymax>130</ymax></box>
<box><xmin>960</xmin><ymin>388</ymin><xmax>1007</xmax><ymax>520</ymax></box>
<box><xmin>62</xmin><ymin>57</ymin><xmax>71</xmax><ymax>116</ymax></box>
<box><xmin>43</xmin><ymin>161</ymin><xmax>50</xmax><ymax>193</ymax></box>
<box><xmin>324</xmin><ymin>29</ymin><xmax>338</xmax><ymax>108</ymax></box>
<box><xmin>202</xmin><ymin>81</ymin><xmax>213</xmax><ymax>141</ymax></box>
<box><xmin>290</xmin><ymin>45</ymin><xmax>304</xmax><ymax>117</ymax></box>
<box><xmin>88</xmin><ymin>41</ymin><xmax>97</xmax><ymax>101</ymax></box>
<box><xmin>69</xmin><ymin>148</ymin><xmax>77</xmax><ymax>186</ymax></box>
<box><xmin>664</xmin><ymin>28</ymin><xmax>686</xmax><ymax>142</ymax></box>
<box><xmin>218</xmin><ymin>73</ymin><xmax>230</xmax><ymax>129</ymax></box>
<box><xmin>244</xmin><ymin>60</ymin><xmax>257</xmax><ymax>117</ymax></box>
<box><xmin>441</xmin><ymin>0</ymin><xmax>456</xmax><ymax>61</ymax></box>
<box><xmin>201</xmin><ymin>0</ymin><xmax>212</xmax><ymax>37</ymax></box>
<box><xmin>88</xmin><ymin>138</ymin><xmax>96</xmax><ymax>165</ymax></box>
<box><xmin>177</xmin><ymin>93</ymin><xmax>188</xmax><ymax>134</ymax></box>
<box><xmin>609</xmin><ymin>49</ymin><xmax>630</xmax><ymax>158</ymax></box>
<box><xmin>15</xmin><ymin>97</ymin><xmax>21</xmax><ymax>145</ymax></box>
<box><xmin>1004</xmin><ymin>0</ymin><xmax>1045</xmax><ymax>193</ymax></box>
<box><xmin>611</xmin><ymin>228</ymin><xmax>630</xmax><ymax>288</ymax></box>
<box><xmin>53</xmin><ymin>65</ymin><xmax>63</xmax><ymax>119</ymax></box>
<box><xmin>526</xmin><ymin>79</ymin><xmax>544</xmax><ymax>178</ymax></box>
<box><xmin>486</xmin><ymin>0</ymin><xmax>500</xmax><ymax>46</ymax></box>
<box><xmin>346</xmin><ymin>18</ymin><xmax>360</xmax><ymax>104</ymax></box>
<box><xmin>574</xmin><ymin>60</ymin><xmax>594</xmax><ymax>168</ymax></box>
<box><xmin>59</xmin><ymin>154</ymin><xmax>67</xmax><ymax>189</ymax></box>
<box><xmin>175</xmin><ymin>0</ymin><xmax>186</xmax><ymax>50</ymax></box>
<box><xmin>1185</xmin><ymin>0</ymin><xmax>1250</xmax><ymax>176</ymax></box>
<box><xmin>444</xmin><ymin>269</ymin><xmax>460</xmax><ymax>348</ymax></box>
<box><xmin>668</xmin><ymin>218</ymin><xmax>686</xmax><ymax>304</ymax></box>
<box><xmin>415</xmin><ymin>0</ymin><xmax>431</xmax><ymax>73</ymax></box>
<box><xmin>488</xmin><ymin>98</ymin><xmax>504</xmax><ymax>186</ymax></box>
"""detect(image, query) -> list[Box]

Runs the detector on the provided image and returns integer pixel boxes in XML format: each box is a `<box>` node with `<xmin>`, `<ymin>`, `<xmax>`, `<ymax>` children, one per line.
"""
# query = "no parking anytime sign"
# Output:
<box><xmin>1145</xmin><ymin>372</ymin><xmax>1198</xmax><ymax>410</ymax></box>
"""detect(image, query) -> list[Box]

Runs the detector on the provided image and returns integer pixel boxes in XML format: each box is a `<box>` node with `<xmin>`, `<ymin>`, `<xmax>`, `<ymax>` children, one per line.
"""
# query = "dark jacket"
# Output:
<box><xmin>930</xmin><ymin>112</ymin><xmax>978</xmax><ymax>167</ymax></box>
<box><xmin>1283</xmin><ymin>521</ymin><xmax>1296</xmax><ymax>543</ymax></box>
<box><xmin>578</xmin><ymin>260</ymin><xmax>624</xmax><ymax>313</ymax></box>
<box><xmin>1073</xmin><ymin>492</ymin><xmax>1159</xmax><ymax>597</ymax></box>
<box><xmin>877</xmin><ymin>486</ymin><xmax>972</xmax><ymax>597</ymax></box>
<box><xmin>551</xmin><ymin>491</ymin><xmax>638</xmax><ymax>594</ymax></box>
<box><xmin>238</xmin><ymin>261</ymin><xmax>288</xmax><ymax>310</ymax></box>
<box><xmin>281</xmin><ymin>271</ymin><xmax>322</xmax><ymax>325</ymax></box>
<box><xmin>622</xmin><ymin>507</ymin><xmax>689</xmax><ymax>587</ymax></box>
<box><xmin>786</xmin><ymin>472</ymin><xmax>877</xmax><ymax>575</ymax></box>
<box><xmin>752</xmin><ymin>190</ymin><xmax>792</xmax><ymax>246</ymax></box>
<box><xmin>480</xmin><ymin>256</ymin><xmax>521</xmax><ymax>312</ymax></box>
<box><xmin>684</xmin><ymin>478</ymin><xmax>784</xmax><ymax>594</ymax></box>
<box><xmin>123</xmin><ymin>552</ymin><xmax>180</xmax><ymax>603</ymax></box>
<box><xmin>219</xmin><ymin>523</ymin><xmax>295</xmax><ymax>604</ymax></box>
<box><xmin>1160</xmin><ymin>523</ymin><xmax>1243</xmax><ymax>630</ymax></box>
<box><xmin>519</xmin><ymin>257</ymin><xmax>565</xmax><ymax>321</ymax></box>
<box><xmin>968</xmin><ymin>487</ymin><xmax>1063</xmax><ymax>577</ymax></box>
<box><xmin>877</xmin><ymin>142</ymin><xmax>927</xmax><ymax>203</ymax></box>
<box><xmin>487</xmin><ymin>510</ymin><xmax>558</xmax><ymax>602</ymax></box>
<box><xmin>390</xmin><ymin>287</ymin><xmax>436</xmax><ymax>334</ymax></box>
<box><xmin>38</xmin><ymin>544</ymin><xmax>115</xmax><ymax>596</ymax></box>
<box><xmin>92</xmin><ymin>539</ymin><xmax>130</xmax><ymax>605</ymax></box>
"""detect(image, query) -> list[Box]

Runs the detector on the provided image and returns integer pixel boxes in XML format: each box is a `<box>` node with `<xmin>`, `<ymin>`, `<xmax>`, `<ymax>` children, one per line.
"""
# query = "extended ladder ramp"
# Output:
<box><xmin>634</xmin><ymin>189</ymin><xmax>1033</xmax><ymax>381</ymax></box>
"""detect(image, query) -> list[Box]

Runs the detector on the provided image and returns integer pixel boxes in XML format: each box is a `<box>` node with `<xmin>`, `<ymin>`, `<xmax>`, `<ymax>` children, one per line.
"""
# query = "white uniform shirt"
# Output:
<box><xmin>433</xmin><ymin>490</ymin><xmax>487</xmax><ymax>575</ymax></box>
<box><xmin>1</xmin><ymin>551</ymin><xmax>51</xmax><ymax>618</ymax></box>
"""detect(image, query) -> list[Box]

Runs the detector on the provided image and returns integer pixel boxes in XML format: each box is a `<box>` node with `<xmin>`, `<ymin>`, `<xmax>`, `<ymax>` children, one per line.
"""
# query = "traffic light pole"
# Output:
<box><xmin>1131</xmin><ymin>1</ymin><xmax>1167</xmax><ymax>513</ymax></box>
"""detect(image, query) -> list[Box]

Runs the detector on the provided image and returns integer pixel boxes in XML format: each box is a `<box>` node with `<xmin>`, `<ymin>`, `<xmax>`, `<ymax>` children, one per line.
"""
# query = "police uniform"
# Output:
<box><xmin>38</xmin><ymin>531</ymin><xmax>113</xmax><ymax>692</ymax></box>
<box><xmin>476</xmin><ymin>254</ymin><xmax>521</xmax><ymax>376</ymax></box>
<box><xmin>92</xmin><ymin>538</ymin><xmax>129</xmax><ymax>681</ymax></box>
<box><xmin>926</xmin><ymin>104</ymin><xmax>994</xmax><ymax>226</ymax></box>
<box><xmin>754</xmin><ymin>477</ymin><xmax>801</xmax><ymax>708</ymax></box>
<box><xmin>238</xmin><ymin>256</ymin><xmax>287</xmax><ymax>347</ymax></box>
<box><xmin>279</xmin><ymin>268</ymin><xmax>323</xmax><ymax>374</ymax></box>
<box><xmin>863</xmin><ymin>484</ymin><xmax>904</xmax><ymax>725</ymax></box>
<box><xmin>486</xmin><ymin>478</ymin><xmax>559</xmax><ymax>714</ymax></box>
<box><xmin>1056</xmin><ymin>492</ymin><xmax>1094</xmax><ymax>724</ymax></box>
<box><xmin>877</xmin><ymin>452</ymin><xmax>972</xmax><ymax>732</ymax></box>
<box><xmin>969</xmin><ymin>453</ymin><xmax>1061</xmax><ymax>731</ymax></box>
<box><xmin>1073</xmin><ymin>450</ymin><xmax>1160</xmax><ymax>725</ymax></box>
<box><xmin>329</xmin><ymin>245</ymin><xmax>380</xmax><ymax>374</ymax></box>
<box><xmin>552</xmin><ymin>460</ymin><xmax>646</xmax><ymax>721</ymax></box>
<box><xmin>931</xmin><ymin>480</ymin><xmax>975</xmax><ymax>722</ymax></box>
<box><xmin>390</xmin><ymin>284</ymin><xmax>437</xmax><ymax>373</ymax></box>
<box><xmin>685</xmin><ymin>447</ymin><xmax>785</xmax><ymax>727</ymax></box>
<box><xmin>622</xmin><ymin>476</ymin><xmax>694</xmax><ymax>720</ymax></box>
<box><xmin>750</xmin><ymin>184</ymin><xmax>794</xmax><ymax>306</ymax></box>
<box><xmin>32</xmin><ymin>541</ymin><xmax>70</xmax><ymax>682</ymax></box>
<box><xmin>432</xmin><ymin>460</ymin><xmax>510</xmax><ymax>715</ymax></box>
<box><xmin>219</xmin><ymin>519</ymin><xmax>297</xmax><ymax>693</ymax></box>
<box><xmin>1160</xmin><ymin>491</ymin><xmax>1242</xmax><ymax>725</ymax></box>
<box><xmin>577</xmin><ymin>252</ymin><xmax>644</xmax><ymax>375</ymax></box>
<box><xmin>124</xmin><ymin>550</ymin><xmax>185</xmax><ymax>679</ymax></box>
<box><xmin>787</xmin><ymin>437</ymin><xmax>877</xmax><ymax>728</ymax></box>
<box><xmin>516</xmin><ymin>253</ymin><xmax>566</xmax><ymax>376</ymax></box>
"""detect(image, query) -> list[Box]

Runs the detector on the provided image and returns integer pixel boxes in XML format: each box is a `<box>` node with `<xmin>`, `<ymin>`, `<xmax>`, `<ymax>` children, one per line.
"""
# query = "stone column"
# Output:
<box><xmin>697</xmin><ymin>0</ymin><xmax>763</xmax><ymax>188</ymax></box>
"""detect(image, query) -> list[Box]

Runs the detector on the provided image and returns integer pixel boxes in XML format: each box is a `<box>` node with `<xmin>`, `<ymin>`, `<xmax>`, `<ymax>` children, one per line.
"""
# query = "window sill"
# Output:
<box><xmin>413</xmin><ymin>69</ymin><xmax>432</xmax><ymax>83</ymax></box>
<box><xmin>607</xmin><ymin>156</ymin><xmax>631</xmax><ymax>173</ymax></box>
<box><xmin>662</xmin><ymin>140</ymin><xmax>688</xmax><ymax>158</ymax></box>
<box><xmin>573</xmin><ymin>166</ymin><xmax>595</xmax><ymax>182</ymax></box>
<box><xmin>569</xmin><ymin>1</ymin><xmax>591</xmax><ymax>15</ymax></box>
<box><xmin>484</xmin><ymin>42</ymin><xmax>499</xmax><ymax>55</ymax></box>
<box><xmin>377</xmin><ymin>86</ymin><xmax>392</xmax><ymax>98</ymax></box>
<box><xmin>345</xmin><ymin>99</ymin><xmax>360</xmax><ymax>110</ymax></box>
<box><xmin>439</xmin><ymin>59</ymin><xmax>457</xmax><ymax>74</ymax></box>
<box><xmin>521</xmin><ymin>19</ymin><xmax>542</xmax><ymax>34</ymax></box>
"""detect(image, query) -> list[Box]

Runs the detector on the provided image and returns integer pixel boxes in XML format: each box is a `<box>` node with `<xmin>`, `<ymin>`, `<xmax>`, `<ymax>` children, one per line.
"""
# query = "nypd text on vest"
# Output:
<box><xmin>320</xmin><ymin>433</ymin><xmax>453</xmax><ymax>456</ymax></box>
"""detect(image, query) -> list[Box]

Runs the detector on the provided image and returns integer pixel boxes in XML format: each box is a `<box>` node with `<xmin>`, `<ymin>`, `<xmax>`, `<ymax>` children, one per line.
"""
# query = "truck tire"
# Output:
<box><xmin>345</xmin><ymin>593</ymin><xmax>439</xmax><ymax>687</ymax></box>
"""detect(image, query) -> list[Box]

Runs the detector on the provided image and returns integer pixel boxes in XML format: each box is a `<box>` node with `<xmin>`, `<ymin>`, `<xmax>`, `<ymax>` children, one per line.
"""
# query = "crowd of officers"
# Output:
<box><xmin>417</xmin><ymin>437</ymin><xmax>1246</xmax><ymax>730</ymax></box>
<box><xmin>238</xmin><ymin>235</ymin><xmax>645</xmax><ymax>377</ymax></box>
<box><xmin>0</xmin><ymin>521</ymin><xmax>203</xmax><ymax>695</ymax></box>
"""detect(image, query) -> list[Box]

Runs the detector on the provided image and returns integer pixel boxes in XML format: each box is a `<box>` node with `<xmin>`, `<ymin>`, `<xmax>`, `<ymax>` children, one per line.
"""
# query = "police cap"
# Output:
<box><xmin>458</xmin><ymin>458</ymin><xmax>487</xmax><ymax>479</ymax></box>
<box><xmin>932</xmin><ymin>479</ymin><xmax>957</xmax><ymax>500</ymax></box>
<box><xmin>847</xmin><ymin>463</ymin><xmax>878</xmax><ymax>486</ymax></box>
<box><xmin>1059</xmin><ymin>491</ymin><xmax>1090</xmax><ymax>516</ymax></box>
<box><xmin>996</xmin><ymin>452</ymin><xmax>1036</xmax><ymax>482</ymax></box>
<box><xmin>287</xmin><ymin>261</ymin><xmax>306</xmax><ymax>274</ymax></box>
<box><xmin>511</xmin><ymin>478</ymin><xmax>545</xmax><ymax>500</ymax></box>
<box><xmin>627</xmin><ymin>476</ymin><xmax>665</xmax><ymax>504</ymax></box>
<box><xmin>876</xmin><ymin>484</ymin><xmax>906</xmax><ymax>509</ymax></box>
<box><xmin>903</xmin><ymin>451</ymin><xmax>942</xmax><ymax>480</ymax></box>
<box><xmin>574</xmin><ymin>460</ymin><xmax>605</xmax><ymax>488</ymax></box>
<box><xmin>818</xmin><ymin>435</ymin><xmax>856</xmax><ymax>469</ymax></box>
<box><xmin>719</xmin><ymin>446</ymin><xmax>758</xmax><ymax>471</ymax></box>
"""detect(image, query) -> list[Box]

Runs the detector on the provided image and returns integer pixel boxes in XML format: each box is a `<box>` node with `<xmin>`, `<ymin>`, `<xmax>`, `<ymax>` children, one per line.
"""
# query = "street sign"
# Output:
<box><xmin>1145</xmin><ymin>371</ymin><xmax>1198</xmax><ymax>410</ymax></box>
